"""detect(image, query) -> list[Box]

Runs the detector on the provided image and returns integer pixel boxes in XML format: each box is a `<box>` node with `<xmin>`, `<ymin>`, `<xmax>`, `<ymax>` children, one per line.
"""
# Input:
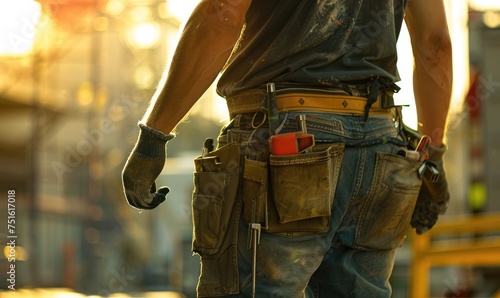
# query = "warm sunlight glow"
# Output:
<box><xmin>448</xmin><ymin>0</ymin><xmax>470</xmax><ymax>116</ymax></box>
<box><xmin>483</xmin><ymin>11</ymin><xmax>500</xmax><ymax>28</ymax></box>
<box><xmin>3</xmin><ymin>245</ymin><xmax>28</xmax><ymax>261</ymax></box>
<box><xmin>0</xmin><ymin>0</ymin><xmax>42</xmax><ymax>56</ymax></box>
<box><xmin>395</xmin><ymin>22</ymin><xmax>417</xmax><ymax>129</ymax></box>
<box><xmin>166</xmin><ymin>0</ymin><xmax>199</xmax><ymax>23</ymax></box>
<box><xmin>127</xmin><ymin>22</ymin><xmax>161</xmax><ymax>49</ymax></box>
<box><xmin>105</xmin><ymin>0</ymin><xmax>125</xmax><ymax>16</ymax></box>
<box><xmin>469</xmin><ymin>0</ymin><xmax>500</xmax><ymax>11</ymax></box>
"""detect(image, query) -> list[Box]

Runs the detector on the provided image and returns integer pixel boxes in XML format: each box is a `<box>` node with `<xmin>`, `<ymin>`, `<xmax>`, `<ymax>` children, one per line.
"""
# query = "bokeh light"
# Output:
<box><xmin>0</xmin><ymin>0</ymin><xmax>42</xmax><ymax>56</ymax></box>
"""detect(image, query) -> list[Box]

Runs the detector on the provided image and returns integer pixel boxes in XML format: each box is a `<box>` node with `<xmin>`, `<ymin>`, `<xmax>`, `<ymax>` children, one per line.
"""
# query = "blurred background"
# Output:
<box><xmin>0</xmin><ymin>0</ymin><xmax>499</xmax><ymax>297</ymax></box>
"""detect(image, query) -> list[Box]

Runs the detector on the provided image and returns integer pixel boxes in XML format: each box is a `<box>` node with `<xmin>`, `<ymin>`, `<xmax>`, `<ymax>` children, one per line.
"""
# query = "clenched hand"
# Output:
<box><xmin>122</xmin><ymin>123</ymin><xmax>175</xmax><ymax>210</ymax></box>
<box><xmin>411</xmin><ymin>143</ymin><xmax>450</xmax><ymax>234</ymax></box>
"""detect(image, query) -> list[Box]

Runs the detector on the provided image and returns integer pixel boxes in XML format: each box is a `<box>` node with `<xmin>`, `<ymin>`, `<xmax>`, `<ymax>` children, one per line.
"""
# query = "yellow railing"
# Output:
<box><xmin>410</xmin><ymin>212</ymin><xmax>500</xmax><ymax>298</ymax></box>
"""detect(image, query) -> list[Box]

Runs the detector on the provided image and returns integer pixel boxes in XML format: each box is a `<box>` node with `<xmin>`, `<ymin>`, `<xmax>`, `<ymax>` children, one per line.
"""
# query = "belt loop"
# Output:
<box><xmin>364</xmin><ymin>77</ymin><xmax>380</xmax><ymax>122</ymax></box>
<box><xmin>379</xmin><ymin>83</ymin><xmax>400</xmax><ymax>109</ymax></box>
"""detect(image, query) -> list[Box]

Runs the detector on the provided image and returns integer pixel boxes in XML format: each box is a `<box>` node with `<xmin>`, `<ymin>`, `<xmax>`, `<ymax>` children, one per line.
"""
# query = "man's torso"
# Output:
<box><xmin>217</xmin><ymin>0</ymin><xmax>409</xmax><ymax>97</ymax></box>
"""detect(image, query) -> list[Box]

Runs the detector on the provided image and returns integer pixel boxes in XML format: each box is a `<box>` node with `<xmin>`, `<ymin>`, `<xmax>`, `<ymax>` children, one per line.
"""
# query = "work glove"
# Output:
<box><xmin>403</xmin><ymin>125</ymin><xmax>450</xmax><ymax>234</ymax></box>
<box><xmin>122</xmin><ymin>122</ymin><xmax>175</xmax><ymax>210</ymax></box>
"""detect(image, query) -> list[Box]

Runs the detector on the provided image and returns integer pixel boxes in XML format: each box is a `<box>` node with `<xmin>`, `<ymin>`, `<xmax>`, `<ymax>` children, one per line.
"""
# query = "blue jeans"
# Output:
<box><xmin>214</xmin><ymin>111</ymin><xmax>421</xmax><ymax>297</ymax></box>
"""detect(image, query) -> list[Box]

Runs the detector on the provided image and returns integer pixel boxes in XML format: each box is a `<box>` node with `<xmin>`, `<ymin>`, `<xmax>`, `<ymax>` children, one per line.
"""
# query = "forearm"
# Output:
<box><xmin>143</xmin><ymin>0</ymin><xmax>250</xmax><ymax>133</ymax></box>
<box><xmin>405</xmin><ymin>0</ymin><xmax>453</xmax><ymax>147</ymax></box>
<box><xmin>412</xmin><ymin>33</ymin><xmax>452</xmax><ymax>146</ymax></box>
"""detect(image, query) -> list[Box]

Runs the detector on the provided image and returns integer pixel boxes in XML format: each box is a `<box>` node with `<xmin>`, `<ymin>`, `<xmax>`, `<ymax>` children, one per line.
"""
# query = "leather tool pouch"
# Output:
<box><xmin>192</xmin><ymin>142</ymin><xmax>241</xmax><ymax>296</ymax></box>
<box><xmin>243</xmin><ymin>143</ymin><xmax>344</xmax><ymax>237</ymax></box>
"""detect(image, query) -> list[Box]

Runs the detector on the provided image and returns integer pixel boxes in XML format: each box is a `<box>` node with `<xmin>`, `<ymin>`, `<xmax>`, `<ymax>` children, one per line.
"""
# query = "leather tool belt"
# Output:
<box><xmin>226</xmin><ymin>88</ymin><xmax>394</xmax><ymax>119</ymax></box>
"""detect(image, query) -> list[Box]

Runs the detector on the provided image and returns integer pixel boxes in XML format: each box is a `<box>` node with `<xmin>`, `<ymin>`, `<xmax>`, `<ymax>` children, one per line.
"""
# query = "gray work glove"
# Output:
<box><xmin>411</xmin><ymin>143</ymin><xmax>450</xmax><ymax>234</ymax></box>
<box><xmin>402</xmin><ymin>125</ymin><xmax>450</xmax><ymax>234</ymax></box>
<box><xmin>122</xmin><ymin>122</ymin><xmax>175</xmax><ymax>210</ymax></box>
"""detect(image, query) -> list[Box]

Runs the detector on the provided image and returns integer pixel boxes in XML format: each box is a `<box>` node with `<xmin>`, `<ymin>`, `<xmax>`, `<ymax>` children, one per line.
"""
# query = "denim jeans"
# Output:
<box><xmin>214</xmin><ymin>111</ymin><xmax>421</xmax><ymax>298</ymax></box>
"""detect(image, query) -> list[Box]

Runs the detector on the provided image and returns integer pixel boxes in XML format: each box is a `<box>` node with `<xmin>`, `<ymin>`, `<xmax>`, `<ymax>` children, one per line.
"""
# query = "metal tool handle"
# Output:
<box><xmin>267</xmin><ymin>83</ymin><xmax>279</xmax><ymax>135</ymax></box>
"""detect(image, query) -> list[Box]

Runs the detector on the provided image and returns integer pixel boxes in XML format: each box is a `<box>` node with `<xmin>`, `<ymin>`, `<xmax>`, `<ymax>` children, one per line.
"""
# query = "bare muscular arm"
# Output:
<box><xmin>142</xmin><ymin>0</ymin><xmax>252</xmax><ymax>133</ymax></box>
<box><xmin>405</xmin><ymin>0</ymin><xmax>453</xmax><ymax>146</ymax></box>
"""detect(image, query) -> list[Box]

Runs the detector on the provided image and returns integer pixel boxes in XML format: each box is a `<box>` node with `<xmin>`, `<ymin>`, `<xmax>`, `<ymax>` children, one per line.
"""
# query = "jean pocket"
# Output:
<box><xmin>269</xmin><ymin>144</ymin><xmax>344</xmax><ymax>226</ymax></box>
<box><xmin>191</xmin><ymin>142</ymin><xmax>240</xmax><ymax>256</ymax></box>
<box><xmin>355</xmin><ymin>152</ymin><xmax>422</xmax><ymax>250</ymax></box>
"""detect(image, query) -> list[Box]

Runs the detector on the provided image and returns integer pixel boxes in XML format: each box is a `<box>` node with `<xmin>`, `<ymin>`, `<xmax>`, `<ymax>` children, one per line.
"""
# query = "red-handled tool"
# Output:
<box><xmin>415</xmin><ymin>135</ymin><xmax>431</xmax><ymax>161</ymax></box>
<box><xmin>269</xmin><ymin>115</ymin><xmax>314</xmax><ymax>155</ymax></box>
<box><xmin>269</xmin><ymin>132</ymin><xmax>314</xmax><ymax>155</ymax></box>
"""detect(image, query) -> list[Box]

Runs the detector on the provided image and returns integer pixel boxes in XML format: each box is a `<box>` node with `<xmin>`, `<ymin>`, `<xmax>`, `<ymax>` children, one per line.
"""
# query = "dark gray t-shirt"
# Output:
<box><xmin>217</xmin><ymin>0</ymin><xmax>408</xmax><ymax>97</ymax></box>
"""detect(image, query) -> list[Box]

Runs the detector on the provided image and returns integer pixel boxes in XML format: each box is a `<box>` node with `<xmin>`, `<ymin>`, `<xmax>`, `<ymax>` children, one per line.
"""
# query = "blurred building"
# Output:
<box><xmin>0</xmin><ymin>0</ymin><xmax>222</xmax><ymax>295</ymax></box>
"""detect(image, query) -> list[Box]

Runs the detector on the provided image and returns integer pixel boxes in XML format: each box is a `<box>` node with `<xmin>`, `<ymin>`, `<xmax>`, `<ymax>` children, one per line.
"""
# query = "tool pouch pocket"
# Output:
<box><xmin>242</xmin><ymin>158</ymin><xmax>269</xmax><ymax>225</ymax></box>
<box><xmin>267</xmin><ymin>144</ymin><xmax>344</xmax><ymax>236</ymax></box>
<box><xmin>355</xmin><ymin>152</ymin><xmax>422</xmax><ymax>250</ymax></box>
<box><xmin>192</xmin><ymin>142</ymin><xmax>240</xmax><ymax>256</ymax></box>
<box><xmin>192</xmin><ymin>142</ymin><xmax>241</xmax><ymax>295</ymax></box>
